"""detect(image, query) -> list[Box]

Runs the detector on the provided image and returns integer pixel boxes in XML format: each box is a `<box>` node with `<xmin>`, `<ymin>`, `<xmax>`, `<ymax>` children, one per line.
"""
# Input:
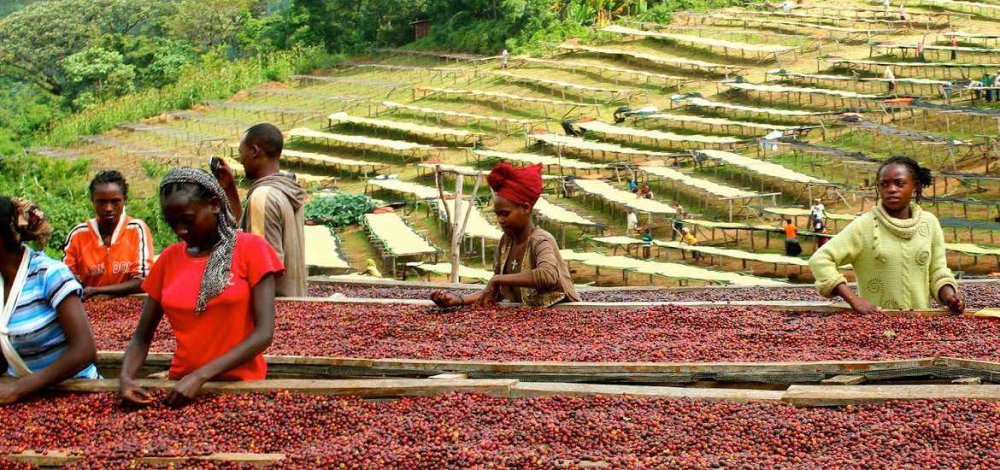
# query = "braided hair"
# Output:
<box><xmin>159</xmin><ymin>168</ymin><xmax>237</xmax><ymax>314</ymax></box>
<box><xmin>876</xmin><ymin>156</ymin><xmax>933</xmax><ymax>202</ymax></box>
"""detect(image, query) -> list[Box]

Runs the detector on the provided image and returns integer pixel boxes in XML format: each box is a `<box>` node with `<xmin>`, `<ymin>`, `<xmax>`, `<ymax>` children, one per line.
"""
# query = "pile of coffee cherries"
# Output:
<box><xmin>2</xmin><ymin>392</ymin><xmax>999</xmax><ymax>468</ymax></box>
<box><xmin>86</xmin><ymin>298</ymin><xmax>1000</xmax><ymax>362</ymax></box>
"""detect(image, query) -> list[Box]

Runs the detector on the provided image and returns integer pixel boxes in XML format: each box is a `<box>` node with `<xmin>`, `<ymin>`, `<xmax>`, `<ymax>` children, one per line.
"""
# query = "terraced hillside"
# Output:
<box><xmin>31</xmin><ymin>0</ymin><xmax>1000</xmax><ymax>287</ymax></box>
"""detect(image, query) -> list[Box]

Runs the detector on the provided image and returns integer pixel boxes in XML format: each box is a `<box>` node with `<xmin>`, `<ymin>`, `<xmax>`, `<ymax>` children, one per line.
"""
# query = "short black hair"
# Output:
<box><xmin>243</xmin><ymin>123</ymin><xmax>283</xmax><ymax>159</ymax></box>
<box><xmin>785</xmin><ymin>219</ymin><xmax>792</xmax><ymax>224</ymax></box>
<box><xmin>877</xmin><ymin>156</ymin><xmax>933</xmax><ymax>200</ymax></box>
<box><xmin>89</xmin><ymin>170</ymin><xmax>128</xmax><ymax>198</ymax></box>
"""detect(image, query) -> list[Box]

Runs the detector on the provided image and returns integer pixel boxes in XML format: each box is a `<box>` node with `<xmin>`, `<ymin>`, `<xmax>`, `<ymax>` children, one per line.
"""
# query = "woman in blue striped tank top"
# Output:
<box><xmin>0</xmin><ymin>196</ymin><xmax>99</xmax><ymax>404</ymax></box>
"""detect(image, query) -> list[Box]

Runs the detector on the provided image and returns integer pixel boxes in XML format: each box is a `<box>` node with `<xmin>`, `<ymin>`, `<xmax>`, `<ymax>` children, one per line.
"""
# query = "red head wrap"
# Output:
<box><xmin>488</xmin><ymin>163</ymin><xmax>543</xmax><ymax>208</ymax></box>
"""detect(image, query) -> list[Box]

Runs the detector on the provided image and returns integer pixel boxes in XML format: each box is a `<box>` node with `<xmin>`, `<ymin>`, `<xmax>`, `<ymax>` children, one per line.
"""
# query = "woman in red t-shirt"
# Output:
<box><xmin>120</xmin><ymin>168</ymin><xmax>283</xmax><ymax>407</ymax></box>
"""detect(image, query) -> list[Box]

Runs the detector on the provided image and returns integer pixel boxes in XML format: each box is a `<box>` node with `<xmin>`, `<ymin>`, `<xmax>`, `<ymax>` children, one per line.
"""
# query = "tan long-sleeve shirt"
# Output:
<box><xmin>494</xmin><ymin>226</ymin><xmax>581</xmax><ymax>307</ymax></box>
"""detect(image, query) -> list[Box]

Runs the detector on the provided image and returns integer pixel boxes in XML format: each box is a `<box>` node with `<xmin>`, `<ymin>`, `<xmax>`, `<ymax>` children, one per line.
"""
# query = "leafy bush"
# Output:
<box><xmin>305</xmin><ymin>193</ymin><xmax>377</xmax><ymax>228</ymax></box>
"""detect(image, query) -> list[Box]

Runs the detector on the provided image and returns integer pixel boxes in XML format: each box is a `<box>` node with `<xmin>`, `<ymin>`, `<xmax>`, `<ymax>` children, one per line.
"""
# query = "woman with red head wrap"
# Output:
<box><xmin>432</xmin><ymin>163</ymin><xmax>580</xmax><ymax>308</ymax></box>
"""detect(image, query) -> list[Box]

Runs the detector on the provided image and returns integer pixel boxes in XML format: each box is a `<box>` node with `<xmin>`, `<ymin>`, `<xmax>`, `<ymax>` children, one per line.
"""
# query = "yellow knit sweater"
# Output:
<box><xmin>809</xmin><ymin>204</ymin><xmax>957</xmax><ymax>309</ymax></box>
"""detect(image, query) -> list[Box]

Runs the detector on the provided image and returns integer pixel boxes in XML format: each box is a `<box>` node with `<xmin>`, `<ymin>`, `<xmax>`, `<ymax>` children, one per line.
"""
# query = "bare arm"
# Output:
<box><xmin>830</xmin><ymin>282</ymin><xmax>881</xmax><ymax>315</ymax></box>
<box><xmin>163</xmin><ymin>274</ymin><xmax>276</xmax><ymax>407</ymax></box>
<box><xmin>0</xmin><ymin>294</ymin><xmax>96</xmax><ymax>403</ymax></box>
<box><xmin>212</xmin><ymin>159</ymin><xmax>243</xmax><ymax>222</ymax></box>
<box><xmin>119</xmin><ymin>296</ymin><xmax>166</xmax><ymax>405</ymax></box>
<box><xmin>84</xmin><ymin>278</ymin><xmax>144</xmax><ymax>299</ymax></box>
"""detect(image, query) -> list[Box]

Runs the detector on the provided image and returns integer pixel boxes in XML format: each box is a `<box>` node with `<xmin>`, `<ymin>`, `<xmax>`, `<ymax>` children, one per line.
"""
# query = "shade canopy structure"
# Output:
<box><xmin>363</xmin><ymin>213</ymin><xmax>439</xmax><ymax>257</ymax></box>
<box><xmin>517</xmin><ymin>57</ymin><xmax>691</xmax><ymax>87</ymax></box>
<box><xmin>413</xmin><ymin>86</ymin><xmax>601</xmax><ymax>112</ymax></box>
<box><xmin>557</xmin><ymin>43</ymin><xmax>744</xmax><ymax>74</ymax></box>
<box><xmin>574</xmin><ymin>120</ymin><xmax>746</xmax><ymax>149</ymax></box>
<box><xmin>654</xmin><ymin>240</ymin><xmax>810</xmax><ymax>267</ymax></box>
<box><xmin>327</xmin><ymin>112</ymin><xmax>485</xmax><ymax>144</ymax></box>
<box><xmin>638</xmin><ymin>165</ymin><xmax>759</xmax><ymax>199</ymax></box>
<box><xmin>560</xmin><ymin>249</ymin><xmax>790</xmax><ymax>286</ymax></box>
<box><xmin>288</xmin><ymin>128</ymin><xmax>442</xmax><ymax>162</ymax></box>
<box><xmin>470</xmin><ymin>148</ymin><xmax>609</xmax><ymax>171</ymax></box>
<box><xmin>723</xmin><ymin>82</ymin><xmax>882</xmax><ymax>100</ymax></box>
<box><xmin>572</xmin><ymin>179</ymin><xmax>678</xmax><ymax>215</ymax></box>
<box><xmin>281</xmin><ymin>149</ymin><xmax>387</xmax><ymax>177</ymax></box>
<box><xmin>696</xmin><ymin>149</ymin><xmax>832</xmax><ymax>185</ymax></box>
<box><xmin>381</xmin><ymin>101</ymin><xmax>541</xmax><ymax>132</ymax></box>
<box><xmin>916</xmin><ymin>0</ymin><xmax>1000</xmax><ymax>18</ymax></box>
<box><xmin>758</xmin><ymin>206</ymin><xmax>859</xmax><ymax>222</ymax></box>
<box><xmin>600</xmin><ymin>25</ymin><xmax>797</xmax><ymax>60</ymax></box>
<box><xmin>366</xmin><ymin>178</ymin><xmax>442</xmax><ymax>200</ymax></box>
<box><xmin>435</xmin><ymin>198</ymin><xmax>503</xmax><ymax>241</ymax></box>
<box><xmin>533</xmin><ymin>197</ymin><xmax>599</xmax><ymax>227</ymax></box>
<box><xmin>489</xmin><ymin>71</ymin><xmax>635</xmax><ymax>102</ymax></box>
<box><xmin>635</xmin><ymin>113</ymin><xmax>812</xmax><ymax>134</ymax></box>
<box><xmin>291</xmin><ymin>74</ymin><xmax>414</xmax><ymax>90</ymax></box>
<box><xmin>411</xmin><ymin>262</ymin><xmax>493</xmax><ymax>283</ymax></box>
<box><xmin>303</xmin><ymin>225</ymin><xmax>351</xmax><ymax>270</ymax></box>
<box><xmin>681</xmin><ymin>96</ymin><xmax>837</xmax><ymax>122</ymax></box>
<box><xmin>946</xmin><ymin>243</ymin><xmax>1000</xmax><ymax>257</ymax></box>
<box><xmin>528</xmin><ymin>133</ymin><xmax>689</xmax><ymax>162</ymax></box>
<box><xmin>702</xmin><ymin>13</ymin><xmax>899</xmax><ymax>37</ymax></box>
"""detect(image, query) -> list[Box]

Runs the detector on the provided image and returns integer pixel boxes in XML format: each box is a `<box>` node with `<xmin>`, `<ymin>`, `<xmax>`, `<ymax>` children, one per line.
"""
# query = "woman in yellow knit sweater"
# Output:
<box><xmin>809</xmin><ymin>156</ymin><xmax>964</xmax><ymax>314</ymax></box>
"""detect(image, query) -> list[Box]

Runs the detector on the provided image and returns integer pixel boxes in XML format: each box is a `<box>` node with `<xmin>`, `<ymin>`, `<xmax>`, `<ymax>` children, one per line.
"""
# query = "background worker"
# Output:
<box><xmin>214</xmin><ymin>124</ymin><xmax>307</xmax><ymax>297</ymax></box>
<box><xmin>63</xmin><ymin>171</ymin><xmax>154</xmax><ymax>299</ymax></box>
<box><xmin>810</xmin><ymin>156</ymin><xmax>963</xmax><ymax>314</ymax></box>
<box><xmin>431</xmin><ymin>163</ymin><xmax>580</xmax><ymax>308</ymax></box>
<box><xmin>681</xmin><ymin>228</ymin><xmax>702</xmax><ymax>262</ymax></box>
<box><xmin>627</xmin><ymin>210</ymin><xmax>640</xmax><ymax>237</ymax></box>
<box><xmin>784</xmin><ymin>219</ymin><xmax>801</xmax><ymax>256</ymax></box>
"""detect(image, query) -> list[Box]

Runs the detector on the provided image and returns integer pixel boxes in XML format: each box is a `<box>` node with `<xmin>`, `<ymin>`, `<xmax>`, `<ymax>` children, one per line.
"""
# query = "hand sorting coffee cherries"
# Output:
<box><xmin>86</xmin><ymin>297</ymin><xmax>1000</xmax><ymax>362</ymax></box>
<box><xmin>2</xmin><ymin>392</ymin><xmax>999</xmax><ymax>468</ymax></box>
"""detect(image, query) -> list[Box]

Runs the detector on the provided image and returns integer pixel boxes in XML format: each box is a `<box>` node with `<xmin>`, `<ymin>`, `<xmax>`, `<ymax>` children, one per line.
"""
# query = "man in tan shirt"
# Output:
<box><xmin>214</xmin><ymin>123</ymin><xmax>307</xmax><ymax>297</ymax></box>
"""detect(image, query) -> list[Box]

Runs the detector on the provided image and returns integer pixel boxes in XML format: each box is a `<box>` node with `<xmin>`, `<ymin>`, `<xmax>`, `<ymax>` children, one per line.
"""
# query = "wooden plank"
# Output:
<box><xmin>783</xmin><ymin>384</ymin><xmax>1000</xmax><ymax>407</ymax></box>
<box><xmin>511</xmin><ymin>382</ymin><xmax>784</xmax><ymax>402</ymax></box>
<box><xmin>95</xmin><ymin>351</ymin><xmax>941</xmax><ymax>379</ymax></box>
<box><xmin>820</xmin><ymin>374</ymin><xmax>866</xmax><ymax>385</ymax></box>
<box><xmin>47</xmin><ymin>378</ymin><xmax>517</xmax><ymax>398</ymax></box>
<box><xmin>278</xmin><ymin>296</ymin><xmax>952</xmax><ymax>316</ymax></box>
<box><xmin>5</xmin><ymin>451</ymin><xmax>285</xmax><ymax>466</ymax></box>
<box><xmin>308</xmin><ymin>275</ymin><xmax>999</xmax><ymax>293</ymax></box>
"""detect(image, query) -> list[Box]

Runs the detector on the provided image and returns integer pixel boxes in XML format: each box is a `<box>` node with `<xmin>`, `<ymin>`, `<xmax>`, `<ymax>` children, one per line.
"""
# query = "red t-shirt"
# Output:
<box><xmin>142</xmin><ymin>232</ymin><xmax>283</xmax><ymax>381</ymax></box>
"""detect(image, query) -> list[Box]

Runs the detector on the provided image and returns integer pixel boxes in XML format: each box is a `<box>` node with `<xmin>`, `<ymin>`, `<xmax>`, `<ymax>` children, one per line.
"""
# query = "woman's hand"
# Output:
<box><xmin>474</xmin><ymin>281</ymin><xmax>500</xmax><ymax>309</ymax></box>
<box><xmin>431</xmin><ymin>291</ymin><xmax>464</xmax><ymax>308</ymax></box>
<box><xmin>848</xmin><ymin>297</ymin><xmax>883</xmax><ymax>316</ymax></box>
<box><xmin>939</xmin><ymin>286</ymin><xmax>965</xmax><ymax>314</ymax></box>
<box><xmin>0</xmin><ymin>382</ymin><xmax>23</xmax><ymax>405</ymax></box>
<box><xmin>120</xmin><ymin>379</ymin><xmax>156</xmax><ymax>406</ymax></box>
<box><xmin>163</xmin><ymin>374</ymin><xmax>207</xmax><ymax>408</ymax></box>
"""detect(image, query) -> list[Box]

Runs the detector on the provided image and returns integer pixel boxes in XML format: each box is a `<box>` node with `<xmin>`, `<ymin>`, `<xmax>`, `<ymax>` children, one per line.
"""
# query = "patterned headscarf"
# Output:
<box><xmin>4</xmin><ymin>198</ymin><xmax>53</xmax><ymax>249</ymax></box>
<box><xmin>160</xmin><ymin>168</ymin><xmax>237</xmax><ymax>314</ymax></box>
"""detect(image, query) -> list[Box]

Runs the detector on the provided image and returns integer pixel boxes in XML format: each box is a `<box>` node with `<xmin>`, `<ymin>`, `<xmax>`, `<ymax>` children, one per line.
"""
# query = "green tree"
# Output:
<box><xmin>166</xmin><ymin>0</ymin><xmax>263</xmax><ymax>53</ymax></box>
<box><xmin>0</xmin><ymin>0</ymin><xmax>164</xmax><ymax>95</ymax></box>
<box><xmin>61</xmin><ymin>47</ymin><xmax>137</xmax><ymax>109</ymax></box>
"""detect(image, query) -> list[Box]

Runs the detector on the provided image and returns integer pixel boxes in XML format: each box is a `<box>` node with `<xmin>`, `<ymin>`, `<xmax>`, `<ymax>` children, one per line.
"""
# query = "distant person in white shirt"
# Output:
<box><xmin>627</xmin><ymin>210</ymin><xmax>639</xmax><ymax>236</ymax></box>
<box><xmin>501</xmin><ymin>49</ymin><xmax>509</xmax><ymax>69</ymax></box>
<box><xmin>810</xmin><ymin>199</ymin><xmax>826</xmax><ymax>231</ymax></box>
